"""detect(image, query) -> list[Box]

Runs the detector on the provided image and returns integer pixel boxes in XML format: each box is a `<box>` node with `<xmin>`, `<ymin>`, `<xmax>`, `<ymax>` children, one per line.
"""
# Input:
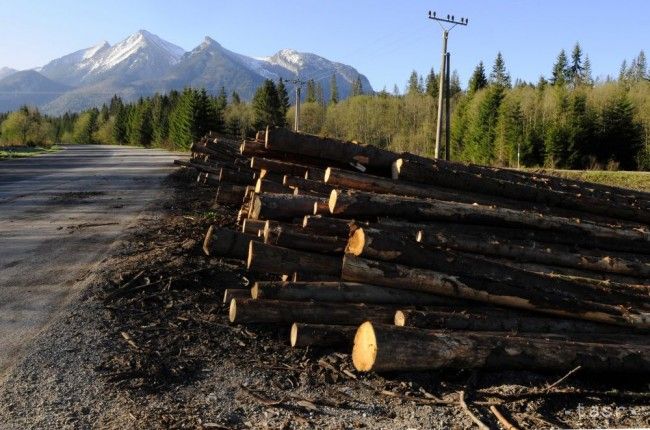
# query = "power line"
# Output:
<box><xmin>428</xmin><ymin>10</ymin><xmax>469</xmax><ymax>160</ymax></box>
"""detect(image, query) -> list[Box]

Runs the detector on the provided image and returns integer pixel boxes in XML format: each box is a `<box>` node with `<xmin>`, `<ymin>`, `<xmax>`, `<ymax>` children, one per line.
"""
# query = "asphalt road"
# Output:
<box><xmin>0</xmin><ymin>145</ymin><xmax>181</xmax><ymax>377</ymax></box>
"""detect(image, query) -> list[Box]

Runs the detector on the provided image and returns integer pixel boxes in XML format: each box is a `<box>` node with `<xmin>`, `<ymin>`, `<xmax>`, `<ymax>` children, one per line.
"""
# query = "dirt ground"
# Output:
<box><xmin>0</xmin><ymin>168</ymin><xmax>648</xmax><ymax>429</ymax></box>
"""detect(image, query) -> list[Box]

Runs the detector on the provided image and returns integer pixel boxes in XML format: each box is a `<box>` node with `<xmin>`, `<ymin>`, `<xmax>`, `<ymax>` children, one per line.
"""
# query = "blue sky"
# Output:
<box><xmin>1</xmin><ymin>0</ymin><xmax>648</xmax><ymax>90</ymax></box>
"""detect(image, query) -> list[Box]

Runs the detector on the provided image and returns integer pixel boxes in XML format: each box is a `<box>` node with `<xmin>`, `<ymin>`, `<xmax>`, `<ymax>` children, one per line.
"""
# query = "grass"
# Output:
<box><xmin>531</xmin><ymin>169</ymin><xmax>650</xmax><ymax>192</ymax></box>
<box><xmin>0</xmin><ymin>145</ymin><xmax>60</xmax><ymax>160</ymax></box>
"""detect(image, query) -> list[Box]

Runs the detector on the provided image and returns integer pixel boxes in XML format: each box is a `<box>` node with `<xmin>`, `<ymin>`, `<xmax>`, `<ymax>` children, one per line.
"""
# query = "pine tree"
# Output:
<box><xmin>633</xmin><ymin>50</ymin><xmax>647</xmax><ymax>81</ymax></box>
<box><xmin>489</xmin><ymin>52</ymin><xmax>511</xmax><ymax>88</ymax></box>
<box><xmin>128</xmin><ymin>98</ymin><xmax>153</xmax><ymax>147</ymax></box>
<box><xmin>329</xmin><ymin>74</ymin><xmax>339</xmax><ymax>104</ymax></box>
<box><xmin>552</xmin><ymin>49</ymin><xmax>569</xmax><ymax>86</ymax></box>
<box><xmin>598</xmin><ymin>93</ymin><xmax>644</xmax><ymax>169</ymax></box>
<box><xmin>424</xmin><ymin>67</ymin><xmax>438</xmax><ymax>98</ymax></box>
<box><xmin>231</xmin><ymin>91</ymin><xmax>241</xmax><ymax>105</ymax></box>
<box><xmin>618</xmin><ymin>60</ymin><xmax>628</xmax><ymax>82</ymax></box>
<box><xmin>450</xmin><ymin>71</ymin><xmax>462</xmax><ymax>97</ymax></box>
<box><xmin>169</xmin><ymin>88</ymin><xmax>198</xmax><ymax>149</ymax></box>
<box><xmin>468</xmin><ymin>61</ymin><xmax>488</xmax><ymax>94</ymax></box>
<box><xmin>316</xmin><ymin>82</ymin><xmax>324</xmax><ymax>106</ymax></box>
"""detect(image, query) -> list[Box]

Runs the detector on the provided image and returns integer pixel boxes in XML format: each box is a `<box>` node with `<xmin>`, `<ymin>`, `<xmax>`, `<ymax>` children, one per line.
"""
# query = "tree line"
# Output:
<box><xmin>1</xmin><ymin>44</ymin><xmax>648</xmax><ymax>170</ymax></box>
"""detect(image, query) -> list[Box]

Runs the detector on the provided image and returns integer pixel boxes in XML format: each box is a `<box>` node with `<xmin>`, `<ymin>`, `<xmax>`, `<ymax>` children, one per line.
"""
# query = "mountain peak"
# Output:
<box><xmin>200</xmin><ymin>36</ymin><xmax>221</xmax><ymax>49</ymax></box>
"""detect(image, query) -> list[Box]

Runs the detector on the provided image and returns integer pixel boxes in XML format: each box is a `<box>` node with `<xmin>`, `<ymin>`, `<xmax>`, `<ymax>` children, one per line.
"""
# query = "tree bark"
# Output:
<box><xmin>329</xmin><ymin>189</ymin><xmax>650</xmax><ymax>245</ymax></box>
<box><xmin>393</xmin><ymin>309</ymin><xmax>638</xmax><ymax>335</ymax></box>
<box><xmin>302</xmin><ymin>215</ymin><xmax>359</xmax><ymax>237</ymax></box>
<box><xmin>340</xmin><ymin>255</ymin><xmax>650</xmax><ymax>329</ymax></box>
<box><xmin>251</xmin><ymin>157</ymin><xmax>310</xmax><ymax>177</ymax></box>
<box><xmin>251</xmin><ymin>281</ymin><xmax>469</xmax><ymax>305</ymax></box>
<box><xmin>264</xmin><ymin>226</ymin><xmax>347</xmax><ymax>254</ymax></box>
<box><xmin>305</xmin><ymin>167</ymin><xmax>327</xmax><ymax>182</ymax></box>
<box><xmin>254</xmin><ymin>178</ymin><xmax>293</xmax><ymax>194</ymax></box>
<box><xmin>249</xmin><ymin>194</ymin><xmax>327</xmax><ymax>220</ymax></box>
<box><xmin>203</xmin><ymin>226</ymin><xmax>257</xmax><ymax>260</ymax></box>
<box><xmin>229</xmin><ymin>298</ymin><xmax>396</xmax><ymax>325</ymax></box>
<box><xmin>242</xmin><ymin>219</ymin><xmax>267</xmax><ymax>236</ymax></box>
<box><xmin>213</xmin><ymin>184</ymin><xmax>247</xmax><ymax>206</ymax></box>
<box><xmin>219</xmin><ymin>167</ymin><xmax>256</xmax><ymax>186</ymax></box>
<box><xmin>284</xmin><ymin>176</ymin><xmax>335</xmax><ymax>196</ymax></box>
<box><xmin>352</xmin><ymin>322</ymin><xmax>650</xmax><ymax>373</ymax></box>
<box><xmin>247</xmin><ymin>241</ymin><xmax>342</xmax><ymax>277</ymax></box>
<box><xmin>265</xmin><ymin>127</ymin><xmax>404</xmax><ymax>174</ymax></box>
<box><xmin>416</xmin><ymin>227</ymin><xmax>650</xmax><ymax>278</ymax></box>
<box><xmin>392</xmin><ymin>158</ymin><xmax>650</xmax><ymax>224</ymax></box>
<box><xmin>290</xmin><ymin>323</ymin><xmax>357</xmax><ymax>348</ymax></box>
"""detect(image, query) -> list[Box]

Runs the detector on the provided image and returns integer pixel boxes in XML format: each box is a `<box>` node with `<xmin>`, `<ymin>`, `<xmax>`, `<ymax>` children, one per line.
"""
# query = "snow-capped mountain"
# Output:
<box><xmin>0</xmin><ymin>67</ymin><xmax>17</xmax><ymax>80</ymax></box>
<box><xmin>1</xmin><ymin>30</ymin><xmax>373</xmax><ymax>114</ymax></box>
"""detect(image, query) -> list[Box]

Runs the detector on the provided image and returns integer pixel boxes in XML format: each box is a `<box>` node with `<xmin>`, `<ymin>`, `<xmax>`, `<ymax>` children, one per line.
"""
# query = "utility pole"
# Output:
<box><xmin>445</xmin><ymin>52</ymin><xmax>451</xmax><ymax>161</ymax></box>
<box><xmin>428</xmin><ymin>11</ymin><xmax>468</xmax><ymax>159</ymax></box>
<box><xmin>289</xmin><ymin>79</ymin><xmax>306</xmax><ymax>132</ymax></box>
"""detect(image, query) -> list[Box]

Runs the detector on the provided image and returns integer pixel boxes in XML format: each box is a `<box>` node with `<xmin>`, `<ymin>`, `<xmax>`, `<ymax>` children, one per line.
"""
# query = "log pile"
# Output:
<box><xmin>176</xmin><ymin>128</ymin><xmax>650</xmax><ymax>375</ymax></box>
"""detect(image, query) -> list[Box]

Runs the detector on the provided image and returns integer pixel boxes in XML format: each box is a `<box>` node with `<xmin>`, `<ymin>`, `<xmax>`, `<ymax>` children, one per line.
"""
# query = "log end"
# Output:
<box><xmin>346</xmin><ymin>228</ymin><xmax>365</xmax><ymax>256</ymax></box>
<box><xmin>352</xmin><ymin>321</ymin><xmax>377</xmax><ymax>372</ymax></box>
<box><xmin>328</xmin><ymin>189</ymin><xmax>338</xmax><ymax>214</ymax></box>
<box><xmin>394</xmin><ymin>310</ymin><xmax>406</xmax><ymax>326</ymax></box>
<box><xmin>282</xmin><ymin>175</ymin><xmax>289</xmax><ymax>186</ymax></box>
<box><xmin>202</xmin><ymin>225</ymin><xmax>214</xmax><ymax>256</ymax></box>
<box><xmin>323</xmin><ymin>167</ymin><xmax>332</xmax><ymax>184</ymax></box>
<box><xmin>415</xmin><ymin>230</ymin><xmax>424</xmax><ymax>242</ymax></box>
<box><xmin>290</xmin><ymin>323</ymin><xmax>299</xmax><ymax>347</ymax></box>
<box><xmin>391</xmin><ymin>159</ymin><xmax>404</xmax><ymax>180</ymax></box>
<box><xmin>249</xmin><ymin>156</ymin><xmax>256</xmax><ymax>169</ymax></box>
<box><xmin>228</xmin><ymin>298</ymin><xmax>237</xmax><ymax>323</ymax></box>
<box><xmin>313</xmin><ymin>201</ymin><xmax>319</xmax><ymax>215</ymax></box>
<box><xmin>246</xmin><ymin>240</ymin><xmax>255</xmax><ymax>270</ymax></box>
<box><xmin>251</xmin><ymin>282</ymin><xmax>260</xmax><ymax>299</ymax></box>
<box><xmin>254</xmin><ymin>178</ymin><xmax>263</xmax><ymax>194</ymax></box>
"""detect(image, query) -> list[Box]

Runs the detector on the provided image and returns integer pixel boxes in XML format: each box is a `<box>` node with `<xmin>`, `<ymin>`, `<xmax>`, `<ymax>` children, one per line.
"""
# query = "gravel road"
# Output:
<box><xmin>0</xmin><ymin>145</ymin><xmax>180</xmax><ymax>379</ymax></box>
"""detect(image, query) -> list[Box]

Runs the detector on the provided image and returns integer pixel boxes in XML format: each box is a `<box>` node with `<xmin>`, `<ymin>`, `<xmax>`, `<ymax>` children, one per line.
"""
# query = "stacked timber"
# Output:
<box><xmin>175</xmin><ymin>127</ymin><xmax>650</xmax><ymax>375</ymax></box>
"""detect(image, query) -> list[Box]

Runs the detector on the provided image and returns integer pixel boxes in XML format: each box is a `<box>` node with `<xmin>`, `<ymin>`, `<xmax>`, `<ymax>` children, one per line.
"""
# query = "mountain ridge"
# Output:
<box><xmin>0</xmin><ymin>30</ymin><xmax>373</xmax><ymax>115</ymax></box>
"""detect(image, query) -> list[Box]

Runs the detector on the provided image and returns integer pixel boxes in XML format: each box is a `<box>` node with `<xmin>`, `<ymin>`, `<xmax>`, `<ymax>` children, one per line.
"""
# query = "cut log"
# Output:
<box><xmin>240</xmin><ymin>140</ymin><xmax>267</xmax><ymax>157</ymax></box>
<box><xmin>254</xmin><ymin>178</ymin><xmax>293</xmax><ymax>194</ymax></box>
<box><xmin>213</xmin><ymin>184</ymin><xmax>247</xmax><ymax>206</ymax></box>
<box><xmin>305</xmin><ymin>167</ymin><xmax>326</xmax><ymax>182</ymax></box>
<box><xmin>223</xmin><ymin>289</ymin><xmax>251</xmax><ymax>304</ymax></box>
<box><xmin>379</xmin><ymin>219</ymin><xmax>650</xmax><ymax>255</ymax></box>
<box><xmin>265</xmin><ymin>127</ymin><xmax>408</xmax><ymax>174</ymax></box>
<box><xmin>416</xmin><ymin>228</ymin><xmax>650</xmax><ymax>278</ymax></box>
<box><xmin>249</xmin><ymin>194</ymin><xmax>327</xmax><ymax>220</ymax></box>
<box><xmin>346</xmin><ymin>227</ymin><xmax>646</xmax><ymax>306</ymax></box>
<box><xmin>219</xmin><ymin>167</ymin><xmax>256</xmax><ymax>186</ymax></box>
<box><xmin>242</xmin><ymin>219</ymin><xmax>267</xmax><ymax>236</ymax></box>
<box><xmin>393</xmin><ymin>309</ymin><xmax>638</xmax><ymax>335</ymax></box>
<box><xmin>329</xmin><ymin>189</ymin><xmax>650</xmax><ymax>245</ymax></box>
<box><xmin>229</xmin><ymin>298</ymin><xmax>396</xmax><ymax>325</ymax></box>
<box><xmin>247</xmin><ymin>241</ymin><xmax>342</xmax><ymax>277</ymax></box>
<box><xmin>340</xmin><ymin>255</ymin><xmax>650</xmax><ymax>329</ymax></box>
<box><xmin>251</xmin><ymin>157</ymin><xmax>310</xmax><ymax>177</ymax></box>
<box><xmin>252</xmin><ymin>281</ymin><xmax>471</xmax><ymax>306</ymax></box>
<box><xmin>284</xmin><ymin>176</ymin><xmax>335</xmax><ymax>196</ymax></box>
<box><xmin>392</xmin><ymin>158</ymin><xmax>650</xmax><ymax>224</ymax></box>
<box><xmin>264</xmin><ymin>226</ymin><xmax>347</xmax><ymax>254</ymax></box>
<box><xmin>290</xmin><ymin>272</ymin><xmax>341</xmax><ymax>282</ymax></box>
<box><xmin>352</xmin><ymin>322</ymin><xmax>650</xmax><ymax>373</ymax></box>
<box><xmin>290</xmin><ymin>323</ymin><xmax>357</xmax><ymax>348</ymax></box>
<box><xmin>302</xmin><ymin>215</ymin><xmax>360</xmax><ymax>237</ymax></box>
<box><xmin>203</xmin><ymin>226</ymin><xmax>257</xmax><ymax>260</ymax></box>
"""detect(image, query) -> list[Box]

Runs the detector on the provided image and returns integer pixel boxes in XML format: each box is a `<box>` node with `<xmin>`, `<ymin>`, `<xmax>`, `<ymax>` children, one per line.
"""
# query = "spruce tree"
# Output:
<box><xmin>424</xmin><ymin>67</ymin><xmax>438</xmax><ymax>98</ymax></box>
<box><xmin>468</xmin><ymin>61</ymin><xmax>488</xmax><ymax>93</ymax></box>
<box><xmin>112</xmin><ymin>103</ymin><xmax>128</xmax><ymax>144</ymax></box>
<box><xmin>583</xmin><ymin>55</ymin><xmax>594</xmax><ymax>86</ymax></box>
<box><xmin>552</xmin><ymin>49</ymin><xmax>569</xmax><ymax>86</ymax></box>
<box><xmin>329</xmin><ymin>74</ymin><xmax>339</xmax><ymax>104</ymax></box>
<box><xmin>569</xmin><ymin>42</ymin><xmax>584</xmax><ymax>85</ymax></box>
<box><xmin>316</xmin><ymin>82</ymin><xmax>324</xmax><ymax>106</ymax></box>
<box><xmin>277</xmin><ymin>78</ymin><xmax>290</xmax><ymax>118</ymax></box>
<box><xmin>231</xmin><ymin>91</ymin><xmax>241</xmax><ymax>105</ymax></box>
<box><xmin>489</xmin><ymin>52</ymin><xmax>511</xmax><ymax>88</ymax></box>
<box><xmin>407</xmin><ymin>70</ymin><xmax>422</xmax><ymax>94</ymax></box>
<box><xmin>252</xmin><ymin>79</ymin><xmax>282</xmax><ymax>128</ymax></box>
